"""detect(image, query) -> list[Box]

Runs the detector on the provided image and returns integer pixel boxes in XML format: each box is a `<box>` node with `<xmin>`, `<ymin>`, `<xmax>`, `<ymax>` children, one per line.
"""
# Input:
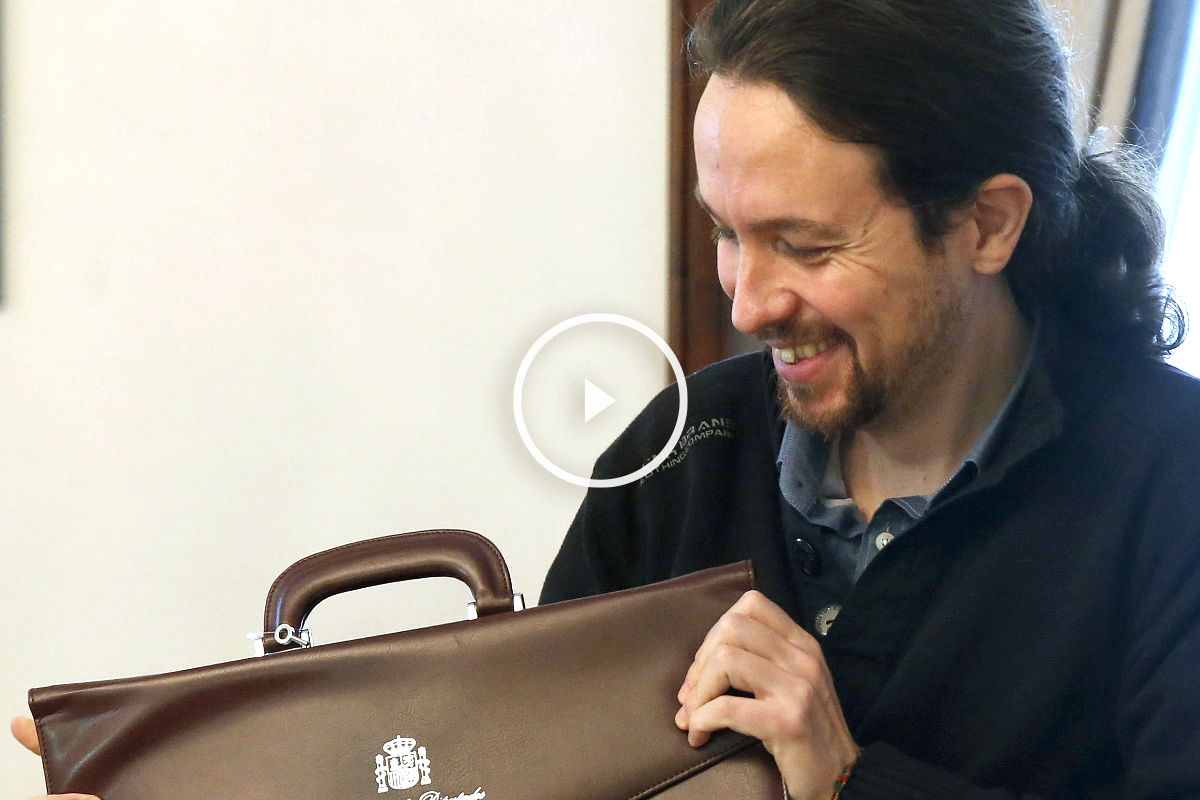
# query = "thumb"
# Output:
<box><xmin>11</xmin><ymin>716</ymin><xmax>41</xmax><ymax>756</ymax></box>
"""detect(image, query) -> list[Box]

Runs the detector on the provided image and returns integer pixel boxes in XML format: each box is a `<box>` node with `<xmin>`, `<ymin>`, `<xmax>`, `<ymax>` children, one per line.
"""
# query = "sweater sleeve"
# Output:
<box><xmin>539</xmin><ymin>437</ymin><xmax>647</xmax><ymax>605</ymax></box>
<box><xmin>540</xmin><ymin>365</ymin><xmax>705</xmax><ymax>605</ymax></box>
<box><xmin>840</xmin><ymin>744</ymin><xmax>1042</xmax><ymax>800</ymax></box>
<box><xmin>539</xmin><ymin>488</ymin><xmax>622</xmax><ymax>604</ymax></box>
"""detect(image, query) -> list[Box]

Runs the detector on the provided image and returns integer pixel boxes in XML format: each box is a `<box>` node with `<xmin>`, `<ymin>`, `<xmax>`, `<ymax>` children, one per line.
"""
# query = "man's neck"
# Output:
<box><xmin>840</xmin><ymin>306</ymin><xmax>1032</xmax><ymax>521</ymax></box>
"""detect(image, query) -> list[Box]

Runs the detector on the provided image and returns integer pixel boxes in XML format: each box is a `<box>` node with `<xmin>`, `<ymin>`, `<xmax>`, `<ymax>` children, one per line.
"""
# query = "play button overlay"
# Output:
<box><xmin>513</xmin><ymin>313</ymin><xmax>688</xmax><ymax>488</ymax></box>
<box><xmin>583</xmin><ymin>379</ymin><xmax>615</xmax><ymax>423</ymax></box>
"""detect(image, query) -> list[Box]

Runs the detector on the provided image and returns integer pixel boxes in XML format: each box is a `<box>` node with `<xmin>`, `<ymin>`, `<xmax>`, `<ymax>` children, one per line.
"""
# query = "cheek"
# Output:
<box><xmin>800</xmin><ymin>266</ymin><xmax>875</xmax><ymax>327</ymax></box>
<box><xmin>802</xmin><ymin>279</ymin><xmax>889</xmax><ymax>356</ymax></box>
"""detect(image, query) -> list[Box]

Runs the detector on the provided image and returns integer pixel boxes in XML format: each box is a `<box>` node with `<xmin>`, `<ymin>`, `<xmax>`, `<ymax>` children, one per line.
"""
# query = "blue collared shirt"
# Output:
<box><xmin>777</xmin><ymin>343</ymin><xmax>1036</xmax><ymax>586</ymax></box>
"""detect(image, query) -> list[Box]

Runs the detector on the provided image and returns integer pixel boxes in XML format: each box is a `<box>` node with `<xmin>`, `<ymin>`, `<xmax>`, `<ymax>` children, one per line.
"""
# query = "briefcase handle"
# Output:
<box><xmin>260</xmin><ymin>529</ymin><xmax>517</xmax><ymax>654</ymax></box>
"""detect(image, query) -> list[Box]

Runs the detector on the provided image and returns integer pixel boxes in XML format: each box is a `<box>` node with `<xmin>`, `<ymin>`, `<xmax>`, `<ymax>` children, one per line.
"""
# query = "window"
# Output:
<box><xmin>1157</xmin><ymin>5</ymin><xmax>1199</xmax><ymax>373</ymax></box>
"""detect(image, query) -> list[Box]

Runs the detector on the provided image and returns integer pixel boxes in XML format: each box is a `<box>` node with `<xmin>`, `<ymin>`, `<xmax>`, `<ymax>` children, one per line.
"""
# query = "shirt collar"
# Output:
<box><xmin>777</xmin><ymin>423</ymin><xmax>829</xmax><ymax>516</ymax></box>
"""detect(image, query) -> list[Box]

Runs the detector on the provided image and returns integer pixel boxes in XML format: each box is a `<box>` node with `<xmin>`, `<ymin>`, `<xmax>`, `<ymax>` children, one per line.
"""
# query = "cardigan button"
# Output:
<box><xmin>875</xmin><ymin>529</ymin><xmax>895</xmax><ymax>550</ymax></box>
<box><xmin>815</xmin><ymin>604</ymin><xmax>841</xmax><ymax>636</ymax></box>
<box><xmin>791</xmin><ymin>537</ymin><xmax>822</xmax><ymax>576</ymax></box>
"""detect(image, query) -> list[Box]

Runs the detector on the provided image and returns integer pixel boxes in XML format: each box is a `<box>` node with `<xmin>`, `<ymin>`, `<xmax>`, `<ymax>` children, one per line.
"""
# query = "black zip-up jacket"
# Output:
<box><xmin>541</xmin><ymin>340</ymin><xmax>1200</xmax><ymax>800</ymax></box>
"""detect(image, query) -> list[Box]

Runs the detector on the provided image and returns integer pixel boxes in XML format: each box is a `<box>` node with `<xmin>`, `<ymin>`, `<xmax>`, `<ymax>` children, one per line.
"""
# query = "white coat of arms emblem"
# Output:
<box><xmin>374</xmin><ymin>735</ymin><xmax>432</xmax><ymax>793</ymax></box>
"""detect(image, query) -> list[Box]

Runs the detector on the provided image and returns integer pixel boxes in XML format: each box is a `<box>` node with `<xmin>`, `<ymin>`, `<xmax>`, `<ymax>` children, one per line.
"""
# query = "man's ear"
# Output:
<box><xmin>968</xmin><ymin>174</ymin><xmax>1033</xmax><ymax>276</ymax></box>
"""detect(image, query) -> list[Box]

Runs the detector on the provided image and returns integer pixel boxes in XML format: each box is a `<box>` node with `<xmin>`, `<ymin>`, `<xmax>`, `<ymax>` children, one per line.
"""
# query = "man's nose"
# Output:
<box><xmin>728</xmin><ymin>248</ymin><xmax>802</xmax><ymax>335</ymax></box>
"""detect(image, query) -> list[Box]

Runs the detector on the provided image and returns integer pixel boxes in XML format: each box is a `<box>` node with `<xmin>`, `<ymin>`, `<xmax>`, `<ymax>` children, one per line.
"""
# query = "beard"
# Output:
<box><xmin>775</xmin><ymin>350</ymin><xmax>883</xmax><ymax>439</ymax></box>
<box><xmin>773</xmin><ymin>267</ymin><xmax>967</xmax><ymax>439</ymax></box>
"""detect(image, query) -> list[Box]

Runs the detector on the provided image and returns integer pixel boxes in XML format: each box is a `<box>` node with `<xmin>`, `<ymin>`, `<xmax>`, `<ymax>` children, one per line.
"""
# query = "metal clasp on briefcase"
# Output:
<box><xmin>246</xmin><ymin>623</ymin><xmax>314</xmax><ymax>656</ymax></box>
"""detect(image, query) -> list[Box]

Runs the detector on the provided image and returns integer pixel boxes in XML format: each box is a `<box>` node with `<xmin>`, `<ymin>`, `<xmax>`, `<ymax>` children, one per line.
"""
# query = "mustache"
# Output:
<box><xmin>757</xmin><ymin>324</ymin><xmax>847</xmax><ymax>346</ymax></box>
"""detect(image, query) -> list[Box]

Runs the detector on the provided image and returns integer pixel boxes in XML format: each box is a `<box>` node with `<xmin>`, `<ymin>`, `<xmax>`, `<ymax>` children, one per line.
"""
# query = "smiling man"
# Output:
<box><xmin>542</xmin><ymin>0</ymin><xmax>1200</xmax><ymax>798</ymax></box>
<box><xmin>694</xmin><ymin>76</ymin><xmax>1031</xmax><ymax>478</ymax></box>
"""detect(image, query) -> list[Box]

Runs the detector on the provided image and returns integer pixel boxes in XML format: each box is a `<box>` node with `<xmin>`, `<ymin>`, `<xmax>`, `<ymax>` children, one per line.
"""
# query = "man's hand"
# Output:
<box><xmin>674</xmin><ymin>591</ymin><xmax>860</xmax><ymax>800</ymax></box>
<box><xmin>10</xmin><ymin>717</ymin><xmax>99</xmax><ymax>800</ymax></box>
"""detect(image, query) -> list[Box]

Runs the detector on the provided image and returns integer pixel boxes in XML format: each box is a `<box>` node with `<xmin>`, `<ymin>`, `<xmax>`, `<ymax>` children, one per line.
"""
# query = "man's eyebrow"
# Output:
<box><xmin>693</xmin><ymin>187</ymin><xmax>725</xmax><ymax>226</ymax></box>
<box><xmin>692</xmin><ymin>185</ymin><xmax>848</xmax><ymax>239</ymax></box>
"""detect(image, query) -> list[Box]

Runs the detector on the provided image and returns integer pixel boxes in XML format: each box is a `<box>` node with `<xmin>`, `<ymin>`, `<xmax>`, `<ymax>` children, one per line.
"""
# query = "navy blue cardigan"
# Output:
<box><xmin>541</xmin><ymin>340</ymin><xmax>1200</xmax><ymax>800</ymax></box>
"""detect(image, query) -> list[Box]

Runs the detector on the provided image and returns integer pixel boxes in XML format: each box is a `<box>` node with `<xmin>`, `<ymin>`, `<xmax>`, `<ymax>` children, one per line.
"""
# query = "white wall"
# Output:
<box><xmin>0</xmin><ymin>2</ymin><xmax>670</xmax><ymax>792</ymax></box>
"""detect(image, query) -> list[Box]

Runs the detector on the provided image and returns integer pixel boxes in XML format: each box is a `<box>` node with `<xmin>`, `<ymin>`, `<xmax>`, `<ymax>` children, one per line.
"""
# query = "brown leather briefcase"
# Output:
<box><xmin>30</xmin><ymin>529</ymin><xmax>783</xmax><ymax>799</ymax></box>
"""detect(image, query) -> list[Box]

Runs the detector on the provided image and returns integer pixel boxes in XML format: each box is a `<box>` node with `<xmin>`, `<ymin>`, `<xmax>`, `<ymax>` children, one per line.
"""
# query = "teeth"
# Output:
<box><xmin>775</xmin><ymin>340</ymin><xmax>832</xmax><ymax>365</ymax></box>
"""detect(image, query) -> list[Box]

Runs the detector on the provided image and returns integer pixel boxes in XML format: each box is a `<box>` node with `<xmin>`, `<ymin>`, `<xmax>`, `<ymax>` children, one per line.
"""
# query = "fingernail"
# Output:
<box><xmin>674</xmin><ymin>706</ymin><xmax>688</xmax><ymax>728</ymax></box>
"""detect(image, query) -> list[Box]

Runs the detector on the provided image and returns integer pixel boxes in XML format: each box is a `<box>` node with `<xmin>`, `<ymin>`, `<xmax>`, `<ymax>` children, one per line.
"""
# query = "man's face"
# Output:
<box><xmin>693</xmin><ymin>77</ymin><xmax>976</xmax><ymax>437</ymax></box>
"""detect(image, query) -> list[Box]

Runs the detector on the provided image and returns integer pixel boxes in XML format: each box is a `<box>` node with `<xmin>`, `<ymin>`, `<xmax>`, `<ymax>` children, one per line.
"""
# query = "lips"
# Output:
<box><xmin>769</xmin><ymin>336</ymin><xmax>844</xmax><ymax>387</ymax></box>
<box><xmin>773</xmin><ymin>340</ymin><xmax>834</xmax><ymax>364</ymax></box>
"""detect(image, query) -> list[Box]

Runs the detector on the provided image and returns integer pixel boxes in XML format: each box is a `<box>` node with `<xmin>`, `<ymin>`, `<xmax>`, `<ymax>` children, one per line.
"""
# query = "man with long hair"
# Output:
<box><xmin>544</xmin><ymin>1</ymin><xmax>1199</xmax><ymax>798</ymax></box>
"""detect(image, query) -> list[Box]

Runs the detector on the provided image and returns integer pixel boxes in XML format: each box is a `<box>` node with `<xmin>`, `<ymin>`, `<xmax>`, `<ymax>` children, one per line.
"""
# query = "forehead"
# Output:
<box><xmin>693</xmin><ymin>76</ymin><xmax>885</xmax><ymax>222</ymax></box>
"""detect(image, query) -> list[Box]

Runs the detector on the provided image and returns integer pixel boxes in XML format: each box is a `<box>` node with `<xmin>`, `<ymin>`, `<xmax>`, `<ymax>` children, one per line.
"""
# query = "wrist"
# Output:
<box><xmin>831</xmin><ymin>756</ymin><xmax>858</xmax><ymax>800</ymax></box>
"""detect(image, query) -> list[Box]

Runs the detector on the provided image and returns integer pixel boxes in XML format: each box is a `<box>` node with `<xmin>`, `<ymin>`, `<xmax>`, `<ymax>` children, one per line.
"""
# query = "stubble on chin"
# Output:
<box><xmin>774</xmin><ymin>355</ymin><xmax>883</xmax><ymax>439</ymax></box>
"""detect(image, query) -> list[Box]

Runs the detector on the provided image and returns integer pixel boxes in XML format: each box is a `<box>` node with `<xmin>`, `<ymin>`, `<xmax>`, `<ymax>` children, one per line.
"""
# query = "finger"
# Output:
<box><xmin>677</xmin><ymin>621</ymin><xmax>766</xmax><ymax>720</ymax></box>
<box><xmin>11</xmin><ymin>716</ymin><xmax>40</xmax><ymax>756</ymax></box>
<box><xmin>679</xmin><ymin>602</ymin><xmax>776</xmax><ymax>704</ymax></box>
<box><xmin>689</xmin><ymin>610</ymin><xmax>820</xmax><ymax>690</ymax></box>
<box><xmin>679</xmin><ymin>605</ymin><xmax>827</xmax><ymax>717</ymax></box>
<box><xmin>685</xmin><ymin>692</ymin><xmax>767</xmax><ymax>747</ymax></box>
<box><xmin>691</xmin><ymin>642</ymin><xmax>787</xmax><ymax>705</ymax></box>
<box><xmin>680</xmin><ymin>592</ymin><xmax>822</xmax><ymax>702</ymax></box>
<box><xmin>687</xmin><ymin>678</ymin><xmax>860</xmax><ymax>795</ymax></box>
<box><xmin>681</xmin><ymin>642</ymin><xmax>791</xmax><ymax>731</ymax></box>
<box><xmin>13</xmin><ymin>720</ymin><xmax>101</xmax><ymax>800</ymax></box>
<box><xmin>685</xmin><ymin>662</ymin><xmax>847</xmax><ymax>749</ymax></box>
<box><xmin>729</xmin><ymin>591</ymin><xmax>823</xmax><ymax>654</ymax></box>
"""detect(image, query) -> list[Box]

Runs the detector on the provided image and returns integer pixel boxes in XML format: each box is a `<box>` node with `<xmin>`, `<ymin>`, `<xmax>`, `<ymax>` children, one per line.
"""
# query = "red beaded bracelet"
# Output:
<box><xmin>831</xmin><ymin>758</ymin><xmax>858</xmax><ymax>800</ymax></box>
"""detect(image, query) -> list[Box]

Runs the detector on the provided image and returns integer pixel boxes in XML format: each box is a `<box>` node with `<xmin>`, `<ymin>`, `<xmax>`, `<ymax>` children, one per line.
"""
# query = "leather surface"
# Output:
<box><xmin>652</xmin><ymin>744</ymin><xmax>785</xmax><ymax>799</ymax></box>
<box><xmin>263</xmin><ymin>529</ymin><xmax>515</xmax><ymax>653</ymax></box>
<box><xmin>31</xmin><ymin>552</ymin><xmax>780</xmax><ymax>799</ymax></box>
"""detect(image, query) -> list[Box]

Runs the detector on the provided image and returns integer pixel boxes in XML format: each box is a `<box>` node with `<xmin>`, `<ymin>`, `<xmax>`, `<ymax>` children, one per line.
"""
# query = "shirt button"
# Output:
<box><xmin>875</xmin><ymin>529</ymin><xmax>895</xmax><ymax>550</ymax></box>
<box><xmin>791</xmin><ymin>537</ymin><xmax>823</xmax><ymax>576</ymax></box>
<box><xmin>815</xmin><ymin>604</ymin><xmax>841</xmax><ymax>637</ymax></box>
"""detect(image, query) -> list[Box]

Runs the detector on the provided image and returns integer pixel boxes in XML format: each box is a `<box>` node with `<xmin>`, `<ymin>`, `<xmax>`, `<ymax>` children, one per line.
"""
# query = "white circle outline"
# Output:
<box><xmin>513</xmin><ymin>313</ymin><xmax>688</xmax><ymax>488</ymax></box>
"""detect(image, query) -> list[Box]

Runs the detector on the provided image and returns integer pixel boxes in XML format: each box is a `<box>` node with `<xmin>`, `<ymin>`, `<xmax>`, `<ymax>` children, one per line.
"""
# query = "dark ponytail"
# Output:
<box><xmin>1047</xmin><ymin>149</ymin><xmax>1182</xmax><ymax>353</ymax></box>
<box><xmin>688</xmin><ymin>0</ymin><xmax>1184</xmax><ymax>357</ymax></box>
